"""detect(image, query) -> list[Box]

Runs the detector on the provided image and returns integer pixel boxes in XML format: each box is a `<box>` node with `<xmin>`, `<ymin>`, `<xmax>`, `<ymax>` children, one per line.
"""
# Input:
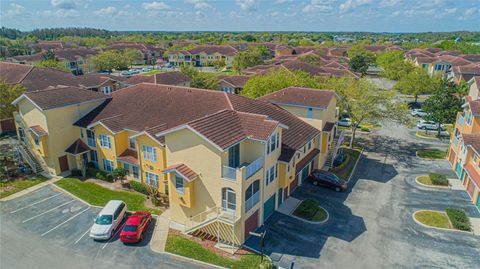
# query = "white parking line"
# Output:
<box><xmin>10</xmin><ymin>193</ymin><xmax>63</xmax><ymax>213</ymax></box>
<box><xmin>74</xmin><ymin>228</ymin><xmax>91</xmax><ymax>245</ymax></box>
<box><xmin>41</xmin><ymin>208</ymin><xmax>89</xmax><ymax>237</ymax></box>
<box><xmin>22</xmin><ymin>200</ymin><xmax>75</xmax><ymax>223</ymax></box>
<box><xmin>101</xmin><ymin>224</ymin><xmax>124</xmax><ymax>250</ymax></box>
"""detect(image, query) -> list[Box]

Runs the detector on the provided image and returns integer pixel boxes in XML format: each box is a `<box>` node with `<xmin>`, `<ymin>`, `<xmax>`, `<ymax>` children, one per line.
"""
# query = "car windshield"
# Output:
<box><xmin>123</xmin><ymin>225</ymin><xmax>138</xmax><ymax>232</ymax></box>
<box><xmin>95</xmin><ymin>215</ymin><xmax>113</xmax><ymax>225</ymax></box>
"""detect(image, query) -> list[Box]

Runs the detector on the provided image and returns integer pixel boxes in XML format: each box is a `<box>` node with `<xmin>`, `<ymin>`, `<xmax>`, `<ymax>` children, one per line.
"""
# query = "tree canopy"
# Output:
<box><xmin>180</xmin><ymin>65</ymin><xmax>219</xmax><ymax>90</ymax></box>
<box><xmin>232</xmin><ymin>46</ymin><xmax>269</xmax><ymax>72</ymax></box>
<box><xmin>347</xmin><ymin>45</ymin><xmax>376</xmax><ymax>75</ymax></box>
<box><xmin>393</xmin><ymin>67</ymin><xmax>441</xmax><ymax>101</ymax></box>
<box><xmin>0</xmin><ymin>81</ymin><xmax>25</xmax><ymax>119</ymax></box>
<box><xmin>91</xmin><ymin>49</ymin><xmax>142</xmax><ymax>72</ymax></box>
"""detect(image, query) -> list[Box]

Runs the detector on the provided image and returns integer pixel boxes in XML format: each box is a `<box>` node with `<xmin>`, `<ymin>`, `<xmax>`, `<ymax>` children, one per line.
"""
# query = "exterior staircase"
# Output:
<box><xmin>324</xmin><ymin>131</ymin><xmax>345</xmax><ymax>170</ymax></box>
<box><xmin>16</xmin><ymin>143</ymin><xmax>44</xmax><ymax>174</ymax></box>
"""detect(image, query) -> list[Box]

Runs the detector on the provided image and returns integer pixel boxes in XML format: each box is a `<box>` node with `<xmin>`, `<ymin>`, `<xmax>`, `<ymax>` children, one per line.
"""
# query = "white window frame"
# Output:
<box><xmin>175</xmin><ymin>174</ymin><xmax>184</xmax><ymax>194</ymax></box>
<box><xmin>129</xmin><ymin>139</ymin><xmax>136</xmax><ymax>150</ymax></box>
<box><xmin>99</xmin><ymin>134</ymin><xmax>111</xmax><ymax>149</ymax></box>
<box><xmin>146</xmin><ymin>172</ymin><xmax>159</xmax><ymax>188</ymax></box>
<box><xmin>103</xmin><ymin>159</ymin><xmax>114</xmax><ymax>173</ymax></box>
<box><xmin>142</xmin><ymin>145</ymin><xmax>157</xmax><ymax>162</ymax></box>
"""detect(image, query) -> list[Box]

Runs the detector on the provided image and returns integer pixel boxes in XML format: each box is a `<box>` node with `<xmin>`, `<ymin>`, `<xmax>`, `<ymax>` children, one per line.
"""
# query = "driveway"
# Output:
<box><xmin>0</xmin><ymin>186</ymin><xmax>209</xmax><ymax>269</ymax></box>
<box><xmin>245</xmin><ymin>122</ymin><xmax>480</xmax><ymax>269</ymax></box>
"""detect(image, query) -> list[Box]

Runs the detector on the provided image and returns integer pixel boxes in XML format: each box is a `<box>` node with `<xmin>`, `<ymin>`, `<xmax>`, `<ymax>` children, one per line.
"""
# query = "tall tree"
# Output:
<box><xmin>393</xmin><ymin>67</ymin><xmax>441</xmax><ymax>102</ymax></box>
<box><xmin>0</xmin><ymin>81</ymin><xmax>25</xmax><ymax>119</ymax></box>
<box><xmin>35</xmin><ymin>60</ymin><xmax>70</xmax><ymax>72</ymax></box>
<box><xmin>423</xmin><ymin>81</ymin><xmax>463</xmax><ymax>136</ymax></box>
<box><xmin>180</xmin><ymin>65</ymin><xmax>219</xmax><ymax>90</ymax></box>
<box><xmin>232</xmin><ymin>46</ymin><xmax>269</xmax><ymax>72</ymax></box>
<box><xmin>348</xmin><ymin>45</ymin><xmax>376</xmax><ymax>75</ymax></box>
<box><xmin>320</xmin><ymin>77</ymin><xmax>409</xmax><ymax>148</ymax></box>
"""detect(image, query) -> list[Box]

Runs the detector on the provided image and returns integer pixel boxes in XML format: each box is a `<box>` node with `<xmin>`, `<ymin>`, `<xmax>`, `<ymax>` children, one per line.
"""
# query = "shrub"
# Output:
<box><xmin>86</xmin><ymin>167</ymin><xmax>100</xmax><ymax>178</ymax></box>
<box><xmin>95</xmin><ymin>170</ymin><xmax>113</xmax><ymax>182</ymax></box>
<box><xmin>70</xmin><ymin>169</ymin><xmax>83</xmax><ymax>177</ymax></box>
<box><xmin>113</xmin><ymin>167</ymin><xmax>127</xmax><ymax>182</ymax></box>
<box><xmin>429</xmin><ymin>173</ymin><xmax>448</xmax><ymax>186</ymax></box>
<box><xmin>446</xmin><ymin>208</ymin><xmax>471</xmax><ymax>231</ymax></box>
<box><xmin>360</xmin><ymin>127</ymin><xmax>370</xmax><ymax>132</ymax></box>
<box><xmin>295</xmin><ymin>199</ymin><xmax>319</xmax><ymax>219</ymax></box>
<box><xmin>130</xmin><ymin>181</ymin><xmax>150</xmax><ymax>195</ymax></box>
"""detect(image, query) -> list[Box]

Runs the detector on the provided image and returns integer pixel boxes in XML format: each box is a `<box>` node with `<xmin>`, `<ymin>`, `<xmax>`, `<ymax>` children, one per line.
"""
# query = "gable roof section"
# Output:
<box><xmin>126</xmin><ymin>75</ymin><xmax>155</xmax><ymax>85</ymax></box>
<box><xmin>188</xmin><ymin>45</ymin><xmax>238</xmax><ymax>56</ymax></box>
<box><xmin>185</xmin><ymin>109</ymin><xmax>280</xmax><ymax>150</ymax></box>
<box><xmin>469</xmin><ymin>99</ymin><xmax>480</xmax><ymax>115</ymax></box>
<box><xmin>162</xmin><ymin>163</ymin><xmax>199</xmax><ymax>182</ymax></box>
<box><xmin>258</xmin><ymin>87</ymin><xmax>336</xmax><ymax>109</ymax></box>
<box><xmin>65</xmin><ymin>139</ymin><xmax>90</xmax><ymax>155</ymax></box>
<box><xmin>462</xmin><ymin>133</ymin><xmax>480</xmax><ymax>154</ymax></box>
<box><xmin>19</xmin><ymin>67</ymin><xmax>81</xmax><ymax>91</ymax></box>
<box><xmin>155</xmin><ymin>71</ymin><xmax>191</xmax><ymax>85</ymax></box>
<box><xmin>218</xmin><ymin>75</ymin><xmax>250</xmax><ymax>88</ymax></box>
<box><xmin>15</xmin><ymin>86</ymin><xmax>109</xmax><ymax>110</ymax></box>
<box><xmin>0</xmin><ymin>62</ymin><xmax>34</xmax><ymax>84</ymax></box>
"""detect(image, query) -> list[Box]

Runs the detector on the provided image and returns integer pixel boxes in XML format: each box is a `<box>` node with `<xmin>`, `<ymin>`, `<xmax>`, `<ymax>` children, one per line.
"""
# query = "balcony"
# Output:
<box><xmin>221</xmin><ymin>156</ymin><xmax>263</xmax><ymax>182</ymax></box>
<box><xmin>245</xmin><ymin>191</ymin><xmax>260</xmax><ymax>212</ymax></box>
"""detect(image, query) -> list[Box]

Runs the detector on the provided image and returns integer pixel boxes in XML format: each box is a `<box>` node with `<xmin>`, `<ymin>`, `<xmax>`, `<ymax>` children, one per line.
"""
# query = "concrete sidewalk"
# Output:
<box><xmin>150</xmin><ymin>209</ymin><xmax>171</xmax><ymax>253</ymax></box>
<box><xmin>277</xmin><ymin>197</ymin><xmax>301</xmax><ymax>215</ymax></box>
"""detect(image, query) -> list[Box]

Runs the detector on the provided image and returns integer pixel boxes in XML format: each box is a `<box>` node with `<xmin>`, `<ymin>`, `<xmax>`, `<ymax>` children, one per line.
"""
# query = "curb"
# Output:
<box><xmin>415</xmin><ymin>151</ymin><xmax>446</xmax><ymax>161</ymax></box>
<box><xmin>412</xmin><ymin>210</ymin><xmax>474</xmax><ymax>235</ymax></box>
<box><xmin>289</xmin><ymin>203</ymin><xmax>329</xmax><ymax>225</ymax></box>
<box><xmin>165</xmin><ymin>251</ymin><xmax>229</xmax><ymax>269</ymax></box>
<box><xmin>414</xmin><ymin>176</ymin><xmax>450</xmax><ymax>190</ymax></box>
<box><xmin>0</xmin><ymin>176</ymin><xmax>63</xmax><ymax>202</ymax></box>
<box><xmin>415</xmin><ymin>132</ymin><xmax>449</xmax><ymax>141</ymax></box>
<box><xmin>347</xmin><ymin>147</ymin><xmax>364</xmax><ymax>182</ymax></box>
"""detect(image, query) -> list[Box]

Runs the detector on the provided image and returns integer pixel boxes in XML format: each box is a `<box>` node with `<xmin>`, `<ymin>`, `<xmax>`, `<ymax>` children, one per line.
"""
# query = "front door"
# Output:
<box><xmin>278</xmin><ymin>188</ymin><xmax>283</xmax><ymax>207</ymax></box>
<box><xmin>300</xmin><ymin>163</ymin><xmax>310</xmax><ymax>184</ymax></box>
<box><xmin>263</xmin><ymin>194</ymin><xmax>276</xmax><ymax>222</ymax></box>
<box><xmin>58</xmin><ymin>155</ymin><xmax>69</xmax><ymax>172</ymax></box>
<box><xmin>222</xmin><ymin>188</ymin><xmax>236</xmax><ymax>213</ymax></box>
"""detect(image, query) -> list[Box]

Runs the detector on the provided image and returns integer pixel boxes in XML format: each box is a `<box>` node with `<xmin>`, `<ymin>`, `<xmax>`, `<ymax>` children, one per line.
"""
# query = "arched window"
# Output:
<box><xmin>221</xmin><ymin>187</ymin><xmax>236</xmax><ymax>212</ymax></box>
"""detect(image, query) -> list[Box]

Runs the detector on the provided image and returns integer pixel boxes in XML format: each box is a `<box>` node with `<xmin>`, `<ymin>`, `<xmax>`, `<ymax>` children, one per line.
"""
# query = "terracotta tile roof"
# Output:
<box><xmin>65</xmin><ymin>139</ymin><xmax>90</xmax><ymax>155</ymax></box>
<box><xmin>218</xmin><ymin>75</ymin><xmax>250</xmax><ymax>87</ymax></box>
<box><xmin>118</xmin><ymin>148</ymin><xmax>139</xmax><ymax>164</ymax></box>
<box><xmin>415</xmin><ymin>57</ymin><xmax>437</xmax><ymax>64</ymax></box>
<box><xmin>259</xmin><ymin>87</ymin><xmax>336</xmax><ymax>109</ymax></box>
<box><xmin>323</xmin><ymin>122</ymin><xmax>335</xmax><ymax>132</ymax></box>
<box><xmin>319</xmin><ymin>66</ymin><xmax>360</xmax><ymax>78</ymax></box>
<box><xmin>145</xmin><ymin>124</ymin><xmax>168</xmax><ymax>144</ymax></box>
<box><xmin>106</xmin><ymin>42</ymin><xmax>162</xmax><ymax>53</ymax></box>
<box><xmin>29</xmin><ymin>125</ymin><xmax>48</xmax><ymax>136</ymax></box>
<box><xmin>323</xmin><ymin>61</ymin><xmax>348</xmax><ymax>69</ymax></box>
<box><xmin>75</xmin><ymin>84</ymin><xmax>320</xmax><ymax>162</ymax></box>
<box><xmin>462</xmin><ymin>134</ymin><xmax>480</xmax><ymax>153</ymax></box>
<box><xmin>464</xmin><ymin>163</ymin><xmax>480</xmax><ymax>187</ymax></box>
<box><xmin>155</xmin><ymin>71</ymin><xmax>191</xmax><ymax>85</ymax></box>
<box><xmin>21</xmin><ymin>86</ymin><xmax>109</xmax><ymax>110</ymax></box>
<box><xmin>19</xmin><ymin>67</ymin><xmax>81</xmax><ymax>91</ymax></box>
<box><xmin>126</xmin><ymin>75</ymin><xmax>154</xmax><ymax>85</ymax></box>
<box><xmin>0</xmin><ymin>62</ymin><xmax>34</xmax><ymax>84</ymax></box>
<box><xmin>295</xmin><ymin>148</ymin><xmax>320</xmax><ymax>174</ymax></box>
<box><xmin>11</xmin><ymin>52</ymin><xmax>46</xmax><ymax>62</ymax></box>
<box><xmin>33</xmin><ymin>41</ymin><xmax>65</xmax><ymax>50</ymax></box>
<box><xmin>364</xmin><ymin>45</ymin><xmax>389</xmax><ymax>53</ymax></box>
<box><xmin>436</xmin><ymin>55</ymin><xmax>472</xmax><ymax>67</ymax></box>
<box><xmin>461</xmin><ymin>54</ymin><xmax>480</xmax><ymax>63</ymax></box>
<box><xmin>162</xmin><ymin>163</ymin><xmax>198</xmax><ymax>182</ymax></box>
<box><xmin>78</xmin><ymin>74</ymin><xmax>125</xmax><ymax>88</ymax></box>
<box><xmin>469</xmin><ymin>99</ymin><xmax>480</xmax><ymax>115</ymax></box>
<box><xmin>53</xmin><ymin>47</ymin><xmax>97</xmax><ymax>61</ymax></box>
<box><xmin>186</xmin><ymin>109</ymin><xmax>280</xmax><ymax>149</ymax></box>
<box><xmin>188</xmin><ymin>45</ymin><xmax>238</xmax><ymax>56</ymax></box>
<box><xmin>281</xmin><ymin>60</ymin><xmax>328</xmax><ymax>76</ymax></box>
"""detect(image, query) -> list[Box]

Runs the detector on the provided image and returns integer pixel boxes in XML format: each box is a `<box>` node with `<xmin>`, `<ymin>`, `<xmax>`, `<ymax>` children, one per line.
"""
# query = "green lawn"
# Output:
<box><xmin>417</xmin><ymin>175</ymin><xmax>434</xmax><ymax>185</ymax></box>
<box><xmin>0</xmin><ymin>176</ymin><xmax>48</xmax><ymax>199</ymax></box>
<box><xmin>416</xmin><ymin>132</ymin><xmax>450</xmax><ymax>139</ymax></box>
<box><xmin>165</xmin><ymin>234</ymin><xmax>271</xmax><ymax>269</ymax></box>
<box><xmin>55</xmin><ymin>178</ymin><xmax>162</xmax><ymax>215</ymax></box>
<box><xmin>414</xmin><ymin>211</ymin><xmax>451</xmax><ymax>229</ymax></box>
<box><xmin>331</xmin><ymin>148</ymin><xmax>361</xmax><ymax>181</ymax></box>
<box><xmin>416</xmin><ymin>149</ymin><xmax>447</xmax><ymax>159</ymax></box>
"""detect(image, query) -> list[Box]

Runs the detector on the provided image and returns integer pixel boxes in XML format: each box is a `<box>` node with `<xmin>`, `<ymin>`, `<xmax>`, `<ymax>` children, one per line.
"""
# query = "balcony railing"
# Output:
<box><xmin>222</xmin><ymin>157</ymin><xmax>264</xmax><ymax>182</ymax></box>
<box><xmin>245</xmin><ymin>191</ymin><xmax>260</xmax><ymax>212</ymax></box>
<box><xmin>222</xmin><ymin>166</ymin><xmax>237</xmax><ymax>181</ymax></box>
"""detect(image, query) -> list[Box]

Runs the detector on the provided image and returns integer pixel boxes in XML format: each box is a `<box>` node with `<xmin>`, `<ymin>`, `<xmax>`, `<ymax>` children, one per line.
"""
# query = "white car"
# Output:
<box><xmin>90</xmin><ymin>200</ymin><xmax>127</xmax><ymax>240</ymax></box>
<box><xmin>417</xmin><ymin>120</ymin><xmax>444</xmax><ymax>131</ymax></box>
<box><xmin>411</xmin><ymin>109</ymin><xmax>428</xmax><ymax>117</ymax></box>
<box><xmin>338</xmin><ymin>118</ymin><xmax>361</xmax><ymax>128</ymax></box>
<box><xmin>141</xmin><ymin>67</ymin><xmax>152</xmax><ymax>72</ymax></box>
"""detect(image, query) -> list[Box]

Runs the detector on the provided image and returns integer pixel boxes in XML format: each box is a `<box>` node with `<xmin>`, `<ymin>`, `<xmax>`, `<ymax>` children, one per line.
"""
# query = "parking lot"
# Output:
<box><xmin>246</xmin><ymin>122</ymin><xmax>480</xmax><ymax>269</ymax></box>
<box><xmin>0</xmin><ymin>186</ymin><xmax>208</xmax><ymax>269</ymax></box>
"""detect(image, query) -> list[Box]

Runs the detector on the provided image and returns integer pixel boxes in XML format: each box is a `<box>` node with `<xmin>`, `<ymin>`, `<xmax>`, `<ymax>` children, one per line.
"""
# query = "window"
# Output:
<box><xmin>269</xmin><ymin>166</ymin><xmax>275</xmax><ymax>183</ymax></box>
<box><xmin>33</xmin><ymin>135</ymin><xmax>40</xmax><ymax>147</ymax></box>
<box><xmin>275</xmin><ymin>164</ymin><xmax>278</xmax><ymax>178</ymax></box>
<box><xmin>308</xmin><ymin>107</ymin><xmax>313</xmax><ymax>119</ymax></box>
<box><xmin>245</xmin><ymin>180</ymin><xmax>260</xmax><ymax>212</ymax></box>
<box><xmin>86</xmin><ymin>129</ymin><xmax>96</xmax><ymax>147</ymax></box>
<box><xmin>103</xmin><ymin>159</ymin><xmax>114</xmax><ymax>173</ymax></box>
<box><xmin>129</xmin><ymin>139</ymin><xmax>136</xmax><ymax>150</ymax></box>
<box><xmin>474</xmin><ymin>154</ymin><xmax>478</xmax><ymax>164</ymax></box>
<box><xmin>266</xmin><ymin>169</ymin><xmax>270</xmax><ymax>186</ymax></box>
<box><xmin>292</xmin><ymin>157</ymin><xmax>295</xmax><ymax>168</ymax></box>
<box><xmin>142</xmin><ymin>145</ymin><xmax>157</xmax><ymax>162</ymax></box>
<box><xmin>132</xmin><ymin>165</ymin><xmax>139</xmax><ymax>179</ymax></box>
<box><xmin>269</xmin><ymin>133</ymin><xmax>278</xmax><ymax>154</ymax></box>
<box><xmin>287</xmin><ymin>162</ymin><xmax>291</xmax><ymax>173</ymax></box>
<box><xmin>99</xmin><ymin>134</ymin><xmax>111</xmax><ymax>149</ymax></box>
<box><xmin>175</xmin><ymin>174</ymin><xmax>184</xmax><ymax>194</ymax></box>
<box><xmin>146</xmin><ymin>172</ymin><xmax>159</xmax><ymax>188</ymax></box>
<box><xmin>467</xmin><ymin>112</ymin><xmax>473</xmax><ymax>125</ymax></box>
<box><xmin>308</xmin><ymin>142</ymin><xmax>311</xmax><ymax>150</ymax></box>
<box><xmin>101</xmin><ymin>86</ymin><xmax>112</xmax><ymax>94</ymax></box>
<box><xmin>89</xmin><ymin>150</ymin><xmax>98</xmax><ymax>168</ymax></box>
<box><xmin>123</xmin><ymin>162</ymin><xmax>130</xmax><ymax>176</ymax></box>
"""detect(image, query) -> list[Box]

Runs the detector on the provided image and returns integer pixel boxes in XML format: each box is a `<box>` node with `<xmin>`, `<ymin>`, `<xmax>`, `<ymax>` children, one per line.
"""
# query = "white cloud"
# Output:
<box><xmin>6</xmin><ymin>3</ymin><xmax>26</xmax><ymax>16</ymax></box>
<box><xmin>271</xmin><ymin>11</ymin><xmax>296</xmax><ymax>17</ymax></box>
<box><xmin>186</xmin><ymin>0</ymin><xmax>212</xmax><ymax>10</ymax></box>
<box><xmin>379</xmin><ymin>0</ymin><xmax>401</xmax><ymax>8</ymax></box>
<box><xmin>339</xmin><ymin>0</ymin><xmax>372</xmax><ymax>13</ymax></box>
<box><xmin>94</xmin><ymin>6</ymin><xmax>118</xmax><ymax>16</ymax></box>
<box><xmin>302</xmin><ymin>0</ymin><xmax>334</xmax><ymax>13</ymax></box>
<box><xmin>50</xmin><ymin>0</ymin><xmax>77</xmax><ymax>10</ymax></box>
<box><xmin>443</xmin><ymin>8</ymin><xmax>457</xmax><ymax>14</ymax></box>
<box><xmin>141</xmin><ymin>1</ymin><xmax>170</xmax><ymax>10</ymax></box>
<box><xmin>41</xmin><ymin>9</ymin><xmax>80</xmax><ymax>17</ymax></box>
<box><xmin>274</xmin><ymin>0</ymin><xmax>294</xmax><ymax>3</ymax></box>
<box><xmin>235</xmin><ymin>0</ymin><xmax>257</xmax><ymax>11</ymax></box>
<box><xmin>464</xmin><ymin>7</ymin><xmax>477</xmax><ymax>16</ymax></box>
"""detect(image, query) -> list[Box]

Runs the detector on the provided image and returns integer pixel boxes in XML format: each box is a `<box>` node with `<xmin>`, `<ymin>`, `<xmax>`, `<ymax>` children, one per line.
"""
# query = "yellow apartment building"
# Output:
<box><xmin>167</xmin><ymin>45</ymin><xmax>238</xmax><ymax>68</ymax></box>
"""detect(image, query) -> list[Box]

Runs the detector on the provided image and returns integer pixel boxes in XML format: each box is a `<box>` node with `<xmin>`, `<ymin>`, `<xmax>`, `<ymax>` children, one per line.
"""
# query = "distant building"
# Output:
<box><xmin>167</xmin><ymin>45</ymin><xmax>238</xmax><ymax>68</ymax></box>
<box><xmin>126</xmin><ymin>71</ymin><xmax>191</xmax><ymax>87</ymax></box>
<box><xmin>105</xmin><ymin>42</ymin><xmax>164</xmax><ymax>65</ymax></box>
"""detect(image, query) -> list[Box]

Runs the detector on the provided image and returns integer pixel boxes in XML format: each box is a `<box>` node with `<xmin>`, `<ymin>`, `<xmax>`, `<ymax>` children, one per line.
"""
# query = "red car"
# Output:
<box><xmin>120</xmin><ymin>212</ymin><xmax>152</xmax><ymax>243</ymax></box>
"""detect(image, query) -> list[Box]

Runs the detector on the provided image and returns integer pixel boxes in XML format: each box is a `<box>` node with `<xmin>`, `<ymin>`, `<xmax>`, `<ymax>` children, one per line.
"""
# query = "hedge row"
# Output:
<box><xmin>428</xmin><ymin>173</ymin><xmax>448</xmax><ymax>186</ymax></box>
<box><xmin>446</xmin><ymin>208</ymin><xmax>471</xmax><ymax>231</ymax></box>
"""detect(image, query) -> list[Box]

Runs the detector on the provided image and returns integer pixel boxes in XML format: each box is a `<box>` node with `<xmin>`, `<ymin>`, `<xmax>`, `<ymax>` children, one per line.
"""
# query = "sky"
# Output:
<box><xmin>1</xmin><ymin>0</ymin><xmax>479</xmax><ymax>32</ymax></box>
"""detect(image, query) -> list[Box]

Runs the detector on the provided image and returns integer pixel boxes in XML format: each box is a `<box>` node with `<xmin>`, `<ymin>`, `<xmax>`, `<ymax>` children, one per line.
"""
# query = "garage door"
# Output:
<box><xmin>244</xmin><ymin>210</ymin><xmax>259</xmax><ymax>239</ymax></box>
<box><xmin>448</xmin><ymin>150</ymin><xmax>456</xmax><ymax>165</ymax></box>
<box><xmin>476</xmin><ymin>192</ymin><xmax>480</xmax><ymax>210</ymax></box>
<box><xmin>263</xmin><ymin>194</ymin><xmax>276</xmax><ymax>222</ymax></box>
<box><xmin>455</xmin><ymin>162</ymin><xmax>462</xmax><ymax>178</ymax></box>
<box><xmin>466</xmin><ymin>178</ymin><xmax>476</xmax><ymax>198</ymax></box>
<box><xmin>290</xmin><ymin>175</ymin><xmax>299</xmax><ymax>193</ymax></box>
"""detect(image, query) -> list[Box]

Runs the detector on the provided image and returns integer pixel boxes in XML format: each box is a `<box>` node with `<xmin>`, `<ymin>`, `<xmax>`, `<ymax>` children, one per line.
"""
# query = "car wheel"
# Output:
<box><xmin>313</xmin><ymin>181</ymin><xmax>318</xmax><ymax>186</ymax></box>
<box><xmin>335</xmin><ymin>187</ymin><xmax>341</xmax><ymax>192</ymax></box>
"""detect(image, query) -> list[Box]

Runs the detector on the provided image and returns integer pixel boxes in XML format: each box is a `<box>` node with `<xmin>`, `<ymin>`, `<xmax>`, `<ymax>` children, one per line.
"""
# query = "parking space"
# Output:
<box><xmin>0</xmin><ymin>185</ymin><xmax>207</xmax><ymax>269</ymax></box>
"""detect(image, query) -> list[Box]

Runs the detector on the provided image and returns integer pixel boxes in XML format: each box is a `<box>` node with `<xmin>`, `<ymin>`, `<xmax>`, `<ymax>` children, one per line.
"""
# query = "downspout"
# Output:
<box><xmin>261</xmin><ymin>141</ymin><xmax>267</xmax><ymax>225</ymax></box>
